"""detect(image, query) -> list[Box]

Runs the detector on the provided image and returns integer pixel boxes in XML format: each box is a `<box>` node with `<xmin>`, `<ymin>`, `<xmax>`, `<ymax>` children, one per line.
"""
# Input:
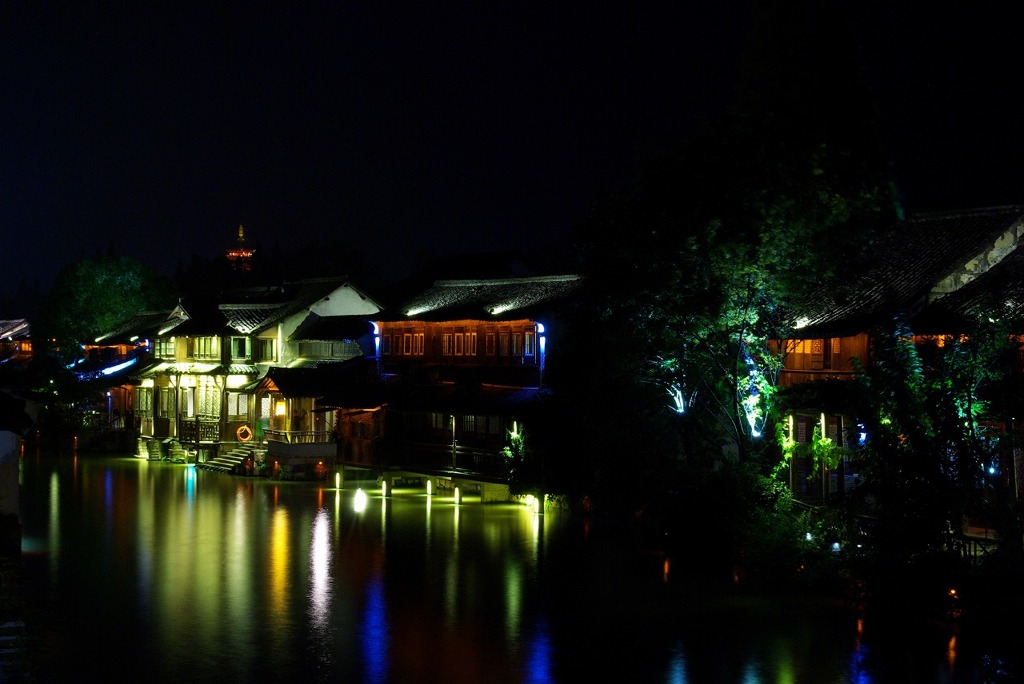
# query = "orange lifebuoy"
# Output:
<box><xmin>236</xmin><ymin>425</ymin><xmax>253</xmax><ymax>442</ymax></box>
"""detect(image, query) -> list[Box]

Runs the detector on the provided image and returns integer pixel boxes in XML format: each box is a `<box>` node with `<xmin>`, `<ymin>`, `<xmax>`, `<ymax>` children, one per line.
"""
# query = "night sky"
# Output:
<box><xmin>3</xmin><ymin>3</ymin><xmax>1023</xmax><ymax>300</ymax></box>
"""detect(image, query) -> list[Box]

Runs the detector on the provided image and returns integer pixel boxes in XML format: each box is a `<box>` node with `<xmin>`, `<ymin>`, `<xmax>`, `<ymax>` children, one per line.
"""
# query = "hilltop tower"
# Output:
<box><xmin>225</xmin><ymin>224</ymin><xmax>255</xmax><ymax>271</ymax></box>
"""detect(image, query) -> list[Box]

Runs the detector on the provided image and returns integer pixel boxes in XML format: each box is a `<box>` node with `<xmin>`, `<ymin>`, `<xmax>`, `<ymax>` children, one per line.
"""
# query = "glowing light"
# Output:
<box><xmin>805</xmin><ymin>532</ymin><xmax>813</xmax><ymax>541</ymax></box>
<box><xmin>454</xmin><ymin>486</ymin><xmax>461</xmax><ymax>505</ymax></box>
<box><xmin>381</xmin><ymin>480</ymin><xmax>388</xmax><ymax>497</ymax></box>
<box><xmin>426</xmin><ymin>480</ymin><xmax>432</xmax><ymax>496</ymax></box>
<box><xmin>353</xmin><ymin>488</ymin><xmax>368</xmax><ymax>512</ymax></box>
<box><xmin>101</xmin><ymin>357</ymin><xmax>137</xmax><ymax>375</ymax></box>
<box><xmin>335</xmin><ymin>472</ymin><xmax>341</xmax><ymax>489</ymax></box>
<box><xmin>668</xmin><ymin>385</ymin><xmax>686</xmax><ymax>414</ymax></box>
<box><xmin>831</xmin><ymin>542</ymin><xmax>841</xmax><ymax>552</ymax></box>
<box><xmin>275</xmin><ymin>401</ymin><xmax>286</xmax><ymax>416</ymax></box>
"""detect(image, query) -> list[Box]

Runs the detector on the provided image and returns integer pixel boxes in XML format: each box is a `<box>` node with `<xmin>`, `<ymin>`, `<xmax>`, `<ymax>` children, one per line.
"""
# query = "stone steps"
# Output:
<box><xmin>198</xmin><ymin>444</ymin><xmax>263</xmax><ymax>475</ymax></box>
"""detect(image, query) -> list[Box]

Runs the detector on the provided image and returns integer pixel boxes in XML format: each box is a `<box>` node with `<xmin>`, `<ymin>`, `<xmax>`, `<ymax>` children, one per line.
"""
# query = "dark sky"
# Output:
<box><xmin>2</xmin><ymin>3</ymin><xmax>1023</xmax><ymax>299</ymax></box>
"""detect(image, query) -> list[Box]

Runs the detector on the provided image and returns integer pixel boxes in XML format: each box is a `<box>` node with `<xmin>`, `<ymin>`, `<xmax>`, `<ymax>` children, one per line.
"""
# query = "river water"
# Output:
<box><xmin>6</xmin><ymin>448</ymin><xmax>1020</xmax><ymax>683</ymax></box>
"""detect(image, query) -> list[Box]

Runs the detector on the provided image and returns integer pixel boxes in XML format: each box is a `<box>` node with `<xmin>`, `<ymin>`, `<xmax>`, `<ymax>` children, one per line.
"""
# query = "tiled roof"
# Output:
<box><xmin>243</xmin><ymin>278</ymin><xmax>358</xmax><ymax>333</ymax></box>
<box><xmin>912</xmin><ymin>244</ymin><xmax>1024</xmax><ymax>333</ymax></box>
<box><xmin>93</xmin><ymin>311</ymin><xmax>171</xmax><ymax>344</ymax></box>
<box><xmin>793</xmin><ymin>206</ymin><xmax>1024</xmax><ymax>337</ymax></box>
<box><xmin>260</xmin><ymin>357</ymin><xmax>379</xmax><ymax>399</ymax></box>
<box><xmin>381</xmin><ymin>275</ymin><xmax>582</xmax><ymax>322</ymax></box>
<box><xmin>289</xmin><ymin>313</ymin><xmax>374</xmax><ymax>342</ymax></box>
<box><xmin>219</xmin><ymin>304</ymin><xmax>282</xmax><ymax>334</ymax></box>
<box><xmin>0</xmin><ymin>320</ymin><xmax>29</xmax><ymax>340</ymax></box>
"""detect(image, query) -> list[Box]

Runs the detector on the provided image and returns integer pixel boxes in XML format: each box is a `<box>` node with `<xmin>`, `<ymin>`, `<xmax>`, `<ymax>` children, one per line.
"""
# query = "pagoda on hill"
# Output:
<box><xmin>226</xmin><ymin>224</ymin><xmax>255</xmax><ymax>271</ymax></box>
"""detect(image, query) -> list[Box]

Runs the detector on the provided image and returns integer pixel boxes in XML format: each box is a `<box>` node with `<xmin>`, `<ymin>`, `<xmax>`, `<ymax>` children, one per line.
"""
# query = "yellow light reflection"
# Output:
<box><xmin>354</xmin><ymin>488</ymin><xmax>368</xmax><ymax>513</ymax></box>
<box><xmin>49</xmin><ymin>472</ymin><xmax>60</xmax><ymax>574</ymax></box>
<box><xmin>270</xmin><ymin>507</ymin><xmax>290</xmax><ymax>614</ymax></box>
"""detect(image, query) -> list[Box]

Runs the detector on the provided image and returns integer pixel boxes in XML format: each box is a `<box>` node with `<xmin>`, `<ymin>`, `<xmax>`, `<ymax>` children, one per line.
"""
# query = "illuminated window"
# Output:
<box><xmin>442</xmin><ymin>334</ymin><xmax>454</xmax><ymax>356</ymax></box>
<box><xmin>158</xmin><ymin>388</ymin><xmax>174</xmax><ymax>418</ymax></box>
<box><xmin>466</xmin><ymin>332</ymin><xmax>477</xmax><ymax>356</ymax></box>
<box><xmin>226</xmin><ymin>392</ymin><xmax>247</xmax><ymax>420</ymax></box>
<box><xmin>413</xmin><ymin>333</ymin><xmax>424</xmax><ymax>355</ymax></box>
<box><xmin>155</xmin><ymin>337</ymin><xmax>175</xmax><ymax>359</ymax></box>
<box><xmin>498</xmin><ymin>332</ymin><xmax>509</xmax><ymax>357</ymax></box>
<box><xmin>512</xmin><ymin>333</ymin><xmax>522</xmax><ymax>356</ymax></box>
<box><xmin>524</xmin><ymin>331</ymin><xmax>535</xmax><ymax>356</ymax></box>
<box><xmin>198</xmin><ymin>376</ymin><xmax>220</xmax><ymax>416</ymax></box>
<box><xmin>403</xmin><ymin>334</ymin><xmax>412</xmax><ymax>355</ymax></box>
<box><xmin>136</xmin><ymin>387</ymin><xmax>153</xmax><ymax>417</ymax></box>
<box><xmin>188</xmin><ymin>336</ymin><xmax>219</xmax><ymax>360</ymax></box>
<box><xmin>455</xmin><ymin>333</ymin><xmax>464</xmax><ymax>356</ymax></box>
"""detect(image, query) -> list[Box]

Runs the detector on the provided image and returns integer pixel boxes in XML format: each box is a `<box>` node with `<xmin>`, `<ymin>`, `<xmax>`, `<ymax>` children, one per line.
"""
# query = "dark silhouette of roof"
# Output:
<box><xmin>379</xmin><ymin>275</ymin><xmax>582</xmax><ymax>323</ymax></box>
<box><xmin>793</xmin><ymin>206</ymin><xmax>1024</xmax><ymax>337</ymax></box>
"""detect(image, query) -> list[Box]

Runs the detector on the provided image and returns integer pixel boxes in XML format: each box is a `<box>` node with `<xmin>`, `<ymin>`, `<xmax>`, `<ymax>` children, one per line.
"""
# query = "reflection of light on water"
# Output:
<box><xmin>741</xmin><ymin>658</ymin><xmax>766</xmax><ymax>683</ymax></box>
<box><xmin>47</xmin><ymin>471</ymin><xmax>60</xmax><ymax>567</ymax></box>
<box><xmin>504</xmin><ymin>563</ymin><xmax>522</xmax><ymax>642</ymax></box>
<box><xmin>946</xmin><ymin>635</ymin><xmax>957</xmax><ymax>669</ymax></box>
<box><xmin>229</xmin><ymin>488</ymin><xmax>251</xmax><ymax>626</ymax></box>
<box><xmin>270</xmin><ymin>508</ymin><xmax>290</xmax><ymax>614</ymax></box>
<box><xmin>361</xmin><ymin>573</ymin><xmax>389</xmax><ymax>684</ymax></box>
<box><xmin>849</xmin><ymin>617</ymin><xmax>870</xmax><ymax>683</ymax></box>
<box><xmin>425</xmin><ymin>494</ymin><xmax>432</xmax><ymax>550</ymax></box>
<box><xmin>354</xmin><ymin>488</ymin><xmax>368</xmax><ymax>512</ymax></box>
<box><xmin>444</xmin><ymin>553</ymin><xmax>458</xmax><ymax>625</ymax></box>
<box><xmin>309</xmin><ymin>508</ymin><xmax>331</xmax><ymax>630</ymax></box>
<box><xmin>525</xmin><ymin>618</ymin><xmax>553</xmax><ymax>683</ymax></box>
<box><xmin>665</xmin><ymin>640</ymin><xmax>688</xmax><ymax>683</ymax></box>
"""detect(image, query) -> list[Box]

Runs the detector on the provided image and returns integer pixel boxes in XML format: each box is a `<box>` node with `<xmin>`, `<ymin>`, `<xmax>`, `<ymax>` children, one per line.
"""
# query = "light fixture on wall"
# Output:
<box><xmin>275</xmin><ymin>400</ymin><xmax>286</xmax><ymax>416</ymax></box>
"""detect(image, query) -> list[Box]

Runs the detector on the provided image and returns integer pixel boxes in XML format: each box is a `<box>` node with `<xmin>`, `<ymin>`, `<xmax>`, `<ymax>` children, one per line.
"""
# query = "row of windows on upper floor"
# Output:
<box><xmin>151</xmin><ymin>337</ymin><xmax>357</xmax><ymax>363</ymax></box>
<box><xmin>382</xmin><ymin>331</ymin><xmax>536</xmax><ymax>357</ymax></box>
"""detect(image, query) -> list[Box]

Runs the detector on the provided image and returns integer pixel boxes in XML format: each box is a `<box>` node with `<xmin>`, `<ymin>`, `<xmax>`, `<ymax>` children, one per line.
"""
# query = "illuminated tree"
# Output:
<box><xmin>563</xmin><ymin>0</ymin><xmax>895</xmax><ymax>474</ymax></box>
<box><xmin>848</xmin><ymin>318</ymin><xmax>1022</xmax><ymax>604</ymax></box>
<box><xmin>33</xmin><ymin>254</ymin><xmax>176</xmax><ymax>364</ymax></box>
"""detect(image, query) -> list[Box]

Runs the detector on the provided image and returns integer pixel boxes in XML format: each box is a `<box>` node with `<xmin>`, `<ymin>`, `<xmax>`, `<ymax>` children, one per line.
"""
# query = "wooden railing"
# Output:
<box><xmin>265</xmin><ymin>429</ymin><xmax>334</xmax><ymax>444</ymax></box>
<box><xmin>178</xmin><ymin>417</ymin><xmax>220</xmax><ymax>444</ymax></box>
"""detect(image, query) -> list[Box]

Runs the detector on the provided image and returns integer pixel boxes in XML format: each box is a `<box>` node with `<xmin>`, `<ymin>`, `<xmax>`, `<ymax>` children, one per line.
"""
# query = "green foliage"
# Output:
<box><xmin>779</xmin><ymin>423</ymin><xmax>848</xmax><ymax>476</ymax></box>
<box><xmin>849</xmin><ymin>319</ymin><xmax>1020</xmax><ymax>595</ymax></box>
<box><xmin>501</xmin><ymin>424</ymin><xmax>531</xmax><ymax>495</ymax></box>
<box><xmin>34</xmin><ymin>254</ymin><xmax>176</xmax><ymax>362</ymax></box>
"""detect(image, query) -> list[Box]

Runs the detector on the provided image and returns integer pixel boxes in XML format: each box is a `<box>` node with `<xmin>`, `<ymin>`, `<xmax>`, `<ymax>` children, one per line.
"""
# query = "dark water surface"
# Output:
<box><xmin>8</xmin><ymin>449</ymin><xmax>1020</xmax><ymax>683</ymax></box>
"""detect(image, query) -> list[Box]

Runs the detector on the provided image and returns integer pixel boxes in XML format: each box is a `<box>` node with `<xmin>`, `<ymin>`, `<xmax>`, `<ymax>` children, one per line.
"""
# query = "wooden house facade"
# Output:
<box><xmin>320</xmin><ymin>273</ymin><xmax>581</xmax><ymax>491</ymax></box>
<box><xmin>87</xmin><ymin>278</ymin><xmax>381</xmax><ymax>471</ymax></box>
<box><xmin>778</xmin><ymin>206</ymin><xmax>1024</xmax><ymax>503</ymax></box>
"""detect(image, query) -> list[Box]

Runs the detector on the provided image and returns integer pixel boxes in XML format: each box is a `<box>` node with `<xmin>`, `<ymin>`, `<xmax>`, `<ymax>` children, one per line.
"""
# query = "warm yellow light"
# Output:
<box><xmin>335</xmin><ymin>472</ymin><xmax>341</xmax><ymax>489</ymax></box>
<box><xmin>426</xmin><ymin>480</ymin><xmax>433</xmax><ymax>496</ymax></box>
<box><xmin>381</xmin><ymin>480</ymin><xmax>388</xmax><ymax>497</ymax></box>
<box><xmin>353</xmin><ymin>488</ymin><xmax>368</xmax><ymax>512</ymax></box>
<box><xmin>275</xmin><ymin>401</ymin><xmax>286</xmax><ymax>416</ymax></box>
<box><xmin>226</xmin><ymin>374</ymin><xmax>247</xmax><ymax>389</ymax></box>
<box><xmin>454</xmin><ymin>486</ymin><xmax>461</xmax><ymax>504</ymax></box>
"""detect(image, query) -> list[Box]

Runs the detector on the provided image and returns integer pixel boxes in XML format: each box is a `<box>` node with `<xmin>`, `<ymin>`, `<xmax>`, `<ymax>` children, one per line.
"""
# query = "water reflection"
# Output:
<box><xmin>11</xmin><ymin>451</ymin><xmax>1020</xmax><ymax>683</ymax></box>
